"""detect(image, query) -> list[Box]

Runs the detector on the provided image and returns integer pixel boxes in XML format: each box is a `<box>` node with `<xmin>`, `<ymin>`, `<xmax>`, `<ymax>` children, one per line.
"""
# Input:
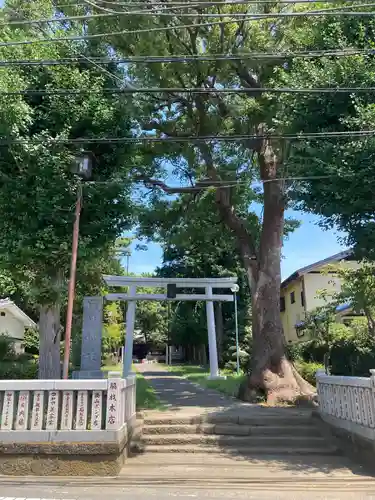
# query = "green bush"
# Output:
<box><xmin>0</xmin><ymin>360</ymin><xmax>38</xmax><ymax>379</ymax></box>
<box><xmin>0</xmin><ymin>334</ymin><xmax>38</xmax><ymax>380</ymax></box>
<box><xmin>330</xmin><ymin>335</ymin><xmax>375</xmax><ymax>376</ymax></box>
<box><xmin>296</xmin><ymin>361</ymin><xmax>324</xmax><ymax>386</ymax></box>
<box><xmin>0</xmin><ymin>334</ymin><xmax>16</xmax><ymax>360</ymax></box>
<box><xmin>224</xmin><ymin>346</ymin><xmax>250</xmax><ymax>372</ymax></box>
<box><xmin>23</xmin><ymin>328</ymin><xmax>39</xmax><ymax>355</ymax></box>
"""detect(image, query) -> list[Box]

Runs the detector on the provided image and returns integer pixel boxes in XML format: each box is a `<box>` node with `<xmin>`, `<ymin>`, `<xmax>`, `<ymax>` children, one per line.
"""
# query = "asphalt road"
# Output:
<box><xmin>2</xmin><ymin>482</ymin><xmax>375</xmax><ymax>500</ymax></box>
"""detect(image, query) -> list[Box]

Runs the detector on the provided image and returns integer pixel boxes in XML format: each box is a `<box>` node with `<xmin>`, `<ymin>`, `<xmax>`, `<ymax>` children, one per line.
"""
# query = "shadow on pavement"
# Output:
<box><xmin>136</xmin><ymin>367</ymin><xmax>375</xmax><ymax>480</ymax></box>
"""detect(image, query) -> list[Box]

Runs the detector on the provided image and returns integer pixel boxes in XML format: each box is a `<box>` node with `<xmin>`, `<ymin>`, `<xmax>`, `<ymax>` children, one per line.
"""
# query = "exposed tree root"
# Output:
<box><xmin>239</xmin><ymin>357</ymin><xmax>317</xmax><ymax>405</ymax></box>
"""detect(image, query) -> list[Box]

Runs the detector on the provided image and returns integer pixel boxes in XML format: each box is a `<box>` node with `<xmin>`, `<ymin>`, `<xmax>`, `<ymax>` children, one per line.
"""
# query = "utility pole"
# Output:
<box><xmin>62</xmin><ymin>184</ymin><xmax>82</xmax><ymax>379</ymax></box>
<box><xmin>62</xmin><ymin>153</ymin><xmax>92</xmax><ymax>379</ymax></box>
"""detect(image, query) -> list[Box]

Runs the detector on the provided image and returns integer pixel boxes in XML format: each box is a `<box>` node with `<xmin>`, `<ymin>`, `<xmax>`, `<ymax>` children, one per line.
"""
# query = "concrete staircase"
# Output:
<box><xmin>123</xmin><ymin>408</ymin><xmax>375</xmax><ymax>489</ymax></box>
<box><xmin>132</xmin><ymin>408</ymin><xmax>339</xmax><ymax>456</ymax></box>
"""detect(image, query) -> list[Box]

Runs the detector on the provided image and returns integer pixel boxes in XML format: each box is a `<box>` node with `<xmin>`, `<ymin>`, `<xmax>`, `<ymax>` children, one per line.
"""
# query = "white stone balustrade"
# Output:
<box><xmin>316</xmin><ymin>369</ymin><xmax>375</xmax><ymax>440</ymax></box>
<box><xmin>0</xmin><ymin>376</ymin><xmax>136</xmax><ymax>443</ymax></box>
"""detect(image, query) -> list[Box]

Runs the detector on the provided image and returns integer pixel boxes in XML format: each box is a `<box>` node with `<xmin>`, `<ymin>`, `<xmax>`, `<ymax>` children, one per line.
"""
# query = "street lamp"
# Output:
<box><xmin>62</xmin><ymin>152</ymin><xmax>93</xmax><ymax>380</ymax></box>
<box><xmin>231</xmin><ymin>284</ymin><xmax>240</xmax><ymax>375</ymax></box>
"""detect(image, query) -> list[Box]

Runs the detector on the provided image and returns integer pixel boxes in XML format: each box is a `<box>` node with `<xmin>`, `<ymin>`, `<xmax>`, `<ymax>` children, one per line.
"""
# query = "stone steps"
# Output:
<box><xmin>131</xmin><ymin>407</ymin><xmax>341</xmax><ymax>459</ymax></box>
<box><xmin>142</xmin><ymin>413</ymin><xmax>313</xmax><ymax>427</ymax></box>
<box><xmin>142</xmin><ymin>433</ymin><xmax>330</xmax><ymax>447</ymax></box>
<box><xmin>126</xmin><ymin>452</ymin><xmax>353</xmax><ymax>468</ymax></box>
<box><xmin>143</xmin><ymin>423</ymin><xmax>315</xmax><ymax>436</ymax></box>
<box><xmin>139</xmin><ymin>444</ymin><xmax>340</xmax><ymax>455</ymax></box>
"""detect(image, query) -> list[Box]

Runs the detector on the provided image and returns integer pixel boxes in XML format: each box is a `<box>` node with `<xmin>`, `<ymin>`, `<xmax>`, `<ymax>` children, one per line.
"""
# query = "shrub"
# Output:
<box><xmin>23</xmin><ymin>328</ymin><xmax>39</xmax><ymax>355</ymax></box>
<box><xmin>295</xmin><ymin>361</ymin><xmax>324</xmax><ymax>386</ymax></box>
<box><xmin>0</xmin><ymin>334</ymin><xmax>16</xmax><ymax>360</ymax></box>
<box><xmin>0</xmin><ymin>335</ymin><xmax>38</xmax><ymax>379</ymax></box>
<box><xmin>0</xmin><ymin>360</ymin><xmax>38</xmax><ymax>380</ymax></box>
<box><xmin>330</xmin><ymin>335</ymin><xmax>375</xmax><ymax>376</ymax></box>
<box><xmin>224</xmin><ymin>346</ymin><xmax>250</xmax><ymax>372</ymax></box>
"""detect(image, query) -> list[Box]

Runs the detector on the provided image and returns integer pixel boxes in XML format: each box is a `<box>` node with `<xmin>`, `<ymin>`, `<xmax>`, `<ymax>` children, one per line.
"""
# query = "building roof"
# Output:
<box><xmin>0</xmin><ymin>299</ymin><xmax>37</xmax><ymax>328</ymax></box>
<box><xmin>281</xmin><ymin>249</ymin><xmax>353</xmax><ymax>289</ymax></box>
<box><xmin>335</xmin><ymin>303</ymin><xmax>352</xmax><ymax>313</ymax></box>
<box><xmin>295</xmin><ymin>303</ymin><xmax>352</xmax><ymax>329</ymax></box>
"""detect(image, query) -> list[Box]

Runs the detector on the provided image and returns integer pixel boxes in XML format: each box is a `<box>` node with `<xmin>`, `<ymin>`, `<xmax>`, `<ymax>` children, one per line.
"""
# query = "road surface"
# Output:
<box><xmin>1</xmin><ymin>479</ymin><xmax>375</xmax><ymax>500</ymax></box>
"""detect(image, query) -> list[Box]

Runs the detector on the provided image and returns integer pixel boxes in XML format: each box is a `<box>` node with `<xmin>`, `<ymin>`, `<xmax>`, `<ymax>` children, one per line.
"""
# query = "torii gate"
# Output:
<box><xmin>103</xmin><ymin>275</ymin><xmax>238</xmax><ymax>380</ymax></box>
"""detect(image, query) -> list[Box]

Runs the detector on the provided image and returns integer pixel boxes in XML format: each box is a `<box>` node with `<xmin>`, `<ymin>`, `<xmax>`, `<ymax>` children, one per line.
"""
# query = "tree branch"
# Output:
<box><xmin>138</xmin><ymin>176</ymin><xmax>204</xmax><ymax>194</ymax></box>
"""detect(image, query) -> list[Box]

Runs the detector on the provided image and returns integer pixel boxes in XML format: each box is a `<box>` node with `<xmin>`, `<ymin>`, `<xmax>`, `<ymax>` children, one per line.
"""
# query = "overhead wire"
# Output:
<box><xmin>2</xmin><ymin>8</ymin><xmax>375</xmax><ymax>48</ymax></box>
<box><xmin>2</xmin><ymin>3</ymin><xmax>375</xmax><ymax>26</ymax></box>
<box><xmin>1</xmin><ymin>49</ymin><xmax>375</xmax><ymax>66</ymax></box>
<box><xmin>55</xmin><ymin>0</ymin><xmax>375</xmax><ymax>6</ymax></box>
<box><xmin>2</xmin><ymin>86</ymin><xmax>375</xmax><ymax>96</ymax></box>
<box><xmin>3</xmin><ymin>4</ymin><xmax>129</xmax><ymax>88</ymax></box>
<box><xmin>0</xmin><ymin>130</ymin><xmax>374</xmax><ymax>146</ymax></box>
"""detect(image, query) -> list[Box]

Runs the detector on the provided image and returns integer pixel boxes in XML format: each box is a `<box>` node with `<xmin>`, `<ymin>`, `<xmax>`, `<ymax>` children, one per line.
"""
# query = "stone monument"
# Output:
<box><xmin>73</xmin><ymin>296</ymin><xmax>104</xmax><ymax>379</ymax></box>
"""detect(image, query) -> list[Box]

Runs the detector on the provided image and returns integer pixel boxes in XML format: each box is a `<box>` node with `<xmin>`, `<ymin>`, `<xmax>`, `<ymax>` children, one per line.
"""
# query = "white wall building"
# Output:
<box><xmin>0</xmin><ymin>299</ymin><xmax>37</xmax><ymax>352</ymax></box>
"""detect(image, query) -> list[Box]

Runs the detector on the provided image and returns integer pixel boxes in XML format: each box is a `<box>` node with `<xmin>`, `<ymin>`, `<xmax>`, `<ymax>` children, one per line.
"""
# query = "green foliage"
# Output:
<box><xmin>0</xmin><ymin>334</ymin><xmax>16</xmax><ymax>360</ymax></box>
<box><xmin>0</xmin><ymin>360</ymin><xmax>38</xmax><ymax>380</ymax></box>
<box><xmin>23</xmin><ymin>328</ymin><xmax>39</xmax><ymax>355</ymax></box>
<box><xmin>329</xmin><ymin>319</ymin><xmax>375</xmax><ymax>376</ymax></box>
<box><xmin>0</xmin><ymin>335</ymin><xmax>38</xmax><ymax>379</ymax></box>
<box><xmin>0</xmin><ymin>0</ymin><xmax>135</xmax><ymax>376</ymax></box>
<box><xmin>102</xmin><ymin>302</ymin><xmax>124</xmax><ymax>366</ymax></box>
<box><xmin>224</xmin><ymin>345</ymin><xmax>251</xmax><ymax>373</ymax></box>
<box><xmin>290</xmin><ymin>314</ymin><xmax>375</xmax><ymax>377</ymax></box>
<box><xmin>326</xmin><ymin>263</ymin><xmax>375</xmax><ymax>335</ymax></box>
<box><xmin>136</xmin><ymin>373</ymin><xmax>166</xmax><ymax>411</ymax></box>
<box><xmin>276</xmin><ymin>8</ymin><xmax>375</xmax><ymax>257</ymax></box>
<box><xmin>295</xmin><ymin>361</ymin><xmax>324</xmax><ymax>386</ymax></box>
<box><xmin>135</xmin><ymin>284</ymin><xmax>168</xmax><ymax>348</ymax></box>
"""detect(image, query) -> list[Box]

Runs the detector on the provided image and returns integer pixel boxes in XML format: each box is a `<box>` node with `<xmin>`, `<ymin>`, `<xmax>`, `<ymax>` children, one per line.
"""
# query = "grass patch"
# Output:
<box><xmin>166</xmin><ymin>364</ymin><xmax>246</xmax><ymax>399</ymax></box>
<box><xmin>102</xmin><ymin>363</ymin><xmax>165</xmax><ymax>410</ymax></box>
<box><xmin>136</xmin><ymin>373</ymin><xmax>166</xmax><ymax>411</ymax></box>
<box><xmin>101</xmin><ymin>364</ymin><xmax>122</xmax><ymax>373</ymax></box>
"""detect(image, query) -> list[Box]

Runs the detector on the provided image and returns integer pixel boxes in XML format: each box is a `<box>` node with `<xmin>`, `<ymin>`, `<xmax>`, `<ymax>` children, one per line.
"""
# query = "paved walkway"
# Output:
<box><xmin>135</xmin><ymin>363</ymin><xmax>311</xmax><ymax>418</ymax></box>
<box><xmin>136</xmin><ymin>363</ymin><xmax>240</xmax><ymax>411</ymax></box>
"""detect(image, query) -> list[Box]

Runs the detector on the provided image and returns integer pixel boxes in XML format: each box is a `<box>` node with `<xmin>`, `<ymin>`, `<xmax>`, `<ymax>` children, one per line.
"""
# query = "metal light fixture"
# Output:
<box><xmin>63</xmin><ymin>152</ymin><xmax>93</xmax><ymax>379</ymax></box>
<box><xmin>73</xmin><ymin>152</ymin><xmax>93</xmax><ymax>180</ymax></box>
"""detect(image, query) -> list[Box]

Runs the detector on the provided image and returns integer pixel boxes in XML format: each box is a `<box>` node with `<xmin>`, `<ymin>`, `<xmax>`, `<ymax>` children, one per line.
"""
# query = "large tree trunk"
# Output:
<box><xmin>247</xmin><ymin>246</ymin><xmax>315</xmax><ymax>404</ymax></box>
<box><xmin>38</xmin><ymin>302</ymin><xmax>61</xmax><ymax>379</ymax></box>
<box><xmin>247</xmin><ymin>149</ymin><xmax>315</xmax><ymax>404</ymax></box>
<box><xmin>215</xmin><ymin>144</ymin><xmax>315</xmax><ymax>404</ymax></box>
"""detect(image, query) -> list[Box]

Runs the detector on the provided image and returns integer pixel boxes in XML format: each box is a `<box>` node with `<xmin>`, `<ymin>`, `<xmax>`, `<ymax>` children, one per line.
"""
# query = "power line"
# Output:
<box><xmin>4</xmin><ymin>2</ymin><xmax>375</xmax><ymax>25</ymax></box>
<box><xmin>0</xmin><ymin>130</ymin><xmax>374</xmax><ymax>146</ymax></box>
<box><xmin>2</xmin><ymin>10</ymin><xmax>375</xmax><ymax>48</ymax></box>
<box><xmin>1</xmin><ymin>49</ymin><xmax>374</xmax><ymax>66</ymax></box>
<box><xmin>2</xmin><ymin>3</ymin><xmax>375</xmax><ymax>26</ymax></box>
<box><xmin>2</xmin><ymin>86</ymin><xmax>375</xmax><ymax>96</ymax></box>
<box><xmin>4</xmin><ymin>4</ymin><xmax>129</xmax><ymax>89</ymax></box>
<box><xmin>56</xmin><ymin>0</ymin><xmax>375</xmax><ymax>6</ymax></box>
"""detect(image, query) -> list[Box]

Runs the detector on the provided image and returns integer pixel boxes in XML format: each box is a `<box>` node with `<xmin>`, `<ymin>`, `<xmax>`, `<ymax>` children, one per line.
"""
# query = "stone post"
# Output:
<box><xmin>205</xmin><ymin>286</ymin><xmax>225</xmax><ymax>380</ymax></box>
<box><xmin>73</xmin><ymin>296</ymin><xmax>104</xmax><ymax>379</ymax></box>
<box><xmin>123</xmin><ymin>285</ymin><xmax>137</xmax><ymax>377</ymax></box>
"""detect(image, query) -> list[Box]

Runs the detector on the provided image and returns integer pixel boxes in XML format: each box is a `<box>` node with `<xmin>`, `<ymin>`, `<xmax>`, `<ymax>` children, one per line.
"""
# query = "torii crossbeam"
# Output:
<box><xmin>103</xmin><ymin>275</ymin><xmax>238</xmax><ymax>379</ymax></box>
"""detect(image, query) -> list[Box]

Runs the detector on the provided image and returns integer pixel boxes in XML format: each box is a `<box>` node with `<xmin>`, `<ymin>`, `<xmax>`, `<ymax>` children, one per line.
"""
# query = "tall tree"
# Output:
<box><xmin>89</xmin><ymin>0</ymin><xmax>320</xmax><ymax>401</ymax></box>
<box><xmin>0</xmin><ymin>1</ymin><xmax>135</xmax><ymax>377</ymax></box>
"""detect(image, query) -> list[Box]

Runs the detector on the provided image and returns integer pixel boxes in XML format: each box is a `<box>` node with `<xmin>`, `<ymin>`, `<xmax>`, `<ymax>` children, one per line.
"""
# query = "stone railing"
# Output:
<box><xmin>0</xmin><ymin>376</ymin><xmax>136</xmax><ymax>442</ymax></box>
<box><xmin>316</xmin><ymin>369</ymin><xmax>375</xmax><ymax>441</ymax></box>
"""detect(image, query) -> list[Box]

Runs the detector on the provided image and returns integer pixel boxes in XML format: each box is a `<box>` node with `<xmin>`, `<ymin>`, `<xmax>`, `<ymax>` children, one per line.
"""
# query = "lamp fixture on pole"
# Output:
<box><xmin>62</xmin><ymin>152</ymin><xmax>92</xmax><ymax>380</ymax></box>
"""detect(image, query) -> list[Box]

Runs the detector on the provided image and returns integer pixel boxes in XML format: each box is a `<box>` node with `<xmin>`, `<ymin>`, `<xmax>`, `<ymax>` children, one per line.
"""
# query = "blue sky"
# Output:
<box><xmin>125</xmin><ymin>211</ymin><xmax>346</xmax><ymax>280</ymax></box>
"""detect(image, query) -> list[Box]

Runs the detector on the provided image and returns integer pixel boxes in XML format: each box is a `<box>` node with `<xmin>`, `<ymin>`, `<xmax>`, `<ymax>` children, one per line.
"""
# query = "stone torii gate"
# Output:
<box><xmin>74</xmin><ymin>276</ymin><xmax>237</xmax><ymax>380</ymax></box>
